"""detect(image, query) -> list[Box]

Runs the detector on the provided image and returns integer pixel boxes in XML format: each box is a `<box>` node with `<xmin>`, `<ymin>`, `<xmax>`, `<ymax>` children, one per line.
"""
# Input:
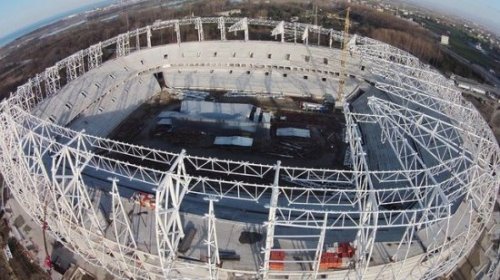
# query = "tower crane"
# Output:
<box><xmin>337</xmin><ymin>0</ymin><xmax>351</xmax><ymax>108</ymax></box>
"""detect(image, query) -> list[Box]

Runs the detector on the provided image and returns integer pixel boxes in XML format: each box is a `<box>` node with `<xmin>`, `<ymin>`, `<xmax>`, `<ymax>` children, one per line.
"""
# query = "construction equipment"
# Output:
<box><xmin>320</xmin><ymin>242</ymin><xmax>355</xmax><ymax>270</ymax></box>
<box><xmin>133</xmin><ymin>192</ymin><xmax>156</xmax><ymax>210</ymax></box>
<box><xmin>269</xmin><ymin>250</ymin><xmax>285</xmax><ymax>270</ymax></box>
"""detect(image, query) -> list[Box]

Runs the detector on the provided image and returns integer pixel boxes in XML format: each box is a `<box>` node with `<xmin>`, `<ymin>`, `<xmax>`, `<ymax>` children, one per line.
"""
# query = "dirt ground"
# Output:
<box><xmin>0</xmin><ymin>176</ymin><xmax>50</xmax><ymax>280</ymax></box>
<box><xmin>108</xmin><ymin>91</ymin><xmax>348</xmax><ymax>170</ymax></box>
<box><xmin>463</xmin><ymin>92</ymin><xmax>500</xmax><ymax>142</ymax></box>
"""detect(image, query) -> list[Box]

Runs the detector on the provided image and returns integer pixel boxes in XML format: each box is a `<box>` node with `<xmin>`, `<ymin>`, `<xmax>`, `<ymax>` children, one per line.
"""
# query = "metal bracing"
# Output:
<box><xmin>5</xmin><ymin>124</ymin><xmax>47</xmax><ymax>221</ymax></box>
<box><xmin>39</xmin><ymin>17</ymin><xmax>343</xmax><ymax>51</ymax></box>
<box><xmin>228</xmin><ymin>17</ymin><xmax>249</xmax><ymax>41</ymax></box>
<box><xmin>44</xmin><ymin>65</ymin><xmax>60</xmax><ymax>96</ymax></box>
<box><xmin>116</xmin><ymin>32</ymin><xmax>130</xmax><ymax>57</ymax></box>
<box><xmin>368</xmin><ymin>98</ymin><xmax>479</xmax><ymax>200</ymax></box>
<box><xmin>109</xmin><ymin>178</ymin><xmax>145</xmax><ymax>279</ymax></box>
<box><xmin>271</xmin><ymin>21</ymin><xmax>285</xmax><ymax>43</ymax></box>
<box><xmin>261</xmin><ymin>161</ymin><xmax>280</xmax><ymax>280</ymax></box>
<box><xmin>66</xmin><ymin>51</ymin><xmax>85</xmax><ymax>82</ymax></box>
<box><xmin>87</xmin><ymin>43</ymin><xmax>103</xmax><ymax>70</ymax></box>
<box><xmin>217</xmin><ymin>17</ymin><xmax>226</xmax><ymax>41</ymax></box>
<box><xmin>16</xmin><ymin>80</ymin><xmax>36</xmax><ymax>111</ymax></box>
<box><xmin>13</xmin><ymin>76</ymin><xmax>41</xmax><ymax>111</ymax></box>
<box><xmin>184</xmin><ymin>155</ymin><xmax>275</xmax><ymax>178</ymax></box>
<box><xmin>50</xmin><ymin>132</ymin><xmax>108</xmax><ymax>267</ymax></box>
<box><xmin>204</xmin><ymin>196</ymin><xmax>220</xmax><ymax>280</ymax></box>
<box><xmin>345</xmin><ymin>105</ymin><xmax>379</xmax><ymax>277</ymax></box>
<box><xmin>155</xmin><ymin>150</ymin><xmax>189</xmax><ymax>276</ymax></box>
<box><xmin>195</xmin><ymin>17</ymin><xmax>204</xmax><ymax>41</ymax></box>
<box><xmin>376</xmin><ymin>74</ymin><xmax>494</xmax><ymax>149</ymax></box>
<box><xmin>5</xmin><ymin>104</ymin><xmax>479</xmax><ymax>215</ymax></box>
<box><xmin>0</xmin><ymin>125</ymin><xmax>38</xmax><ymax>222</ymax></box>
<box><xmin>367</xmin><ymin>97</ymin><xmax>497</xmax><ymax>276</ymax></box>
<box><xmin>0</xmin><ymin>118</ymin><xmax>161</xmax><ymax>279</ymax></box>
<box><xmin>312</xmin><ymin>213</ymin><xmax>329</xmax><ymax>278</ymax></box>
<box><xmin>366</xmin><ymin>52</ymin><xmax>497</xmax><ymax>167</ymax></box>
<box><xmin>365</xmin><ymin>99</ymin><xmax>454</xmax><ymax>271</ymax></box>
<box><xmin>1</xmin><ymin>17</ymin><xmax>499</xmax><ymax>280</ymax></box>
<box><xmin>373</xmin><ymin>85</ymin><xmax>493</xmax><ymax>167</ymax></box>
<box><xmin>368</xmin><ymin>97</ymin><xmax>472</xmax><ymax>160</ymax></box>
<box><xmin>13</xmin><ymin>105</ymin><xmax>179</xmax><ymax>168</ymax></box>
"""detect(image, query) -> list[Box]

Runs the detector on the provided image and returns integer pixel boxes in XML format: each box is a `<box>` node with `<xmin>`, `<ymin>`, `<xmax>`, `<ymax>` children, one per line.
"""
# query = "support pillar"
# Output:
<box><xmin>195</xmin><ymin>17</ymin><xmax>204</xmax><ymax>41</ymax></box>
<box><xmin>147</xmin><ymin>26</ymin><xmax>152</xmax><ymax>48</ymax></box>
<box><xmin>228</xmin><ymin>17</ymin><xmax>249</xmax><ymax>41</ymax></box>
<box><xmin>175</xmin><ymin>20</ymin><xmax>181</xmax><ymax>45</ymax></box>
<box><xmin>302</xmin><ymin>26</ymin><xmax>309</xmax><ymax>45</ymax></box>
<box><xmin>155</xmin><ymin>150</ymin><xmax>188</xmax><ymax>277</ymax></box>
<box><xmin>218</xmin><ymin>17</ymin><xmax>226</xmax><ymax>41</ymax></box>
<box><xmin>66</xmin><ymin>51</ymin><xmax>84</xmax><ymax>82</ymax></box>
<box><xmin>294</xmin><ymin>23</ymin><xmax>297</xmax><ymax>44</ymax></box>
<box><xmin>204</xmin><ymin>196</ymin><xmax>220</xmax><ymax>280</ymax></box>
<box><xmin>329</xmin><ymin>29</ymin><xmax>333</xmax><ymax>48</ymax></box>
<box><xmin>271</xmin><ymin>21</ymin><xmax>285</xmax><ymax>43</ymax></box>
<box><xmin>313</xmin><ymin>213</ymin><xmax>329</xmax><ymax>278</ymax></box>
<box><xmin>87</xmin><ymin>43</ymin><xmax>103</xmax><ymax>70</ymax></box>
<box><xmin>261</xmin><ymin>161</ymin><xmax>281</xmax><ymax>280</ymax></box>
<box><xmin>44</xmin><ymin>65</ymin><xmax>60</xmax><ymax>96</ymax></box>
<box><xmin>116</xmin><ymin>32</ymin><xmax>130</xmax><ymax>57</ymax></box>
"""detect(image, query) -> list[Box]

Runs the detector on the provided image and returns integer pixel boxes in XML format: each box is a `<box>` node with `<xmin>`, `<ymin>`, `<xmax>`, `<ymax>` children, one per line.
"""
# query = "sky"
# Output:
<box><xmin>403</xmin><ymin>0</ymin><xmax>500</xmax><ymax>35</ymax></box>
<box><xmin>0</xmin><ymin>0</ymin><xmax>108</xmax><ymax>39</ymax></box>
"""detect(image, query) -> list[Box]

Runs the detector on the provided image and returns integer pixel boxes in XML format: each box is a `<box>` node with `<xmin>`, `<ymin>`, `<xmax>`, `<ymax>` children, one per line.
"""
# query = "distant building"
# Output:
<box><xmin>157</xmin><ymin>100</ymin><xmax>271</xmax><ymax>134</ymax></box>
<box><xmin>216</xmin><ymin>9</ymin><xmax>241</xmax><ymax>17</ymax></box>
<box><xmin>440</xmin><ymin>35</ymin><xmax>449</xmax><ymax>45</ymax></box>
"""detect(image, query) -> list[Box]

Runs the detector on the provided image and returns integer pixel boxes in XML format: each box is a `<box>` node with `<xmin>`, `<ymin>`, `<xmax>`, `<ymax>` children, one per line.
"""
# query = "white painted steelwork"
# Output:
<box><xmin>0</xmin><ymin>17</ymin><xmax>498</xmax><ymax>280</ymax></box>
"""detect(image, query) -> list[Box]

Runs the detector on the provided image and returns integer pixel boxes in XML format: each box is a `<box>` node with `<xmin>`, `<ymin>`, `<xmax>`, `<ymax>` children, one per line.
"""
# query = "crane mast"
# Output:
<box><xmin>337</xmin><ymin>2</ymin><xmax>351</xmax><ymax>108</ymax></box>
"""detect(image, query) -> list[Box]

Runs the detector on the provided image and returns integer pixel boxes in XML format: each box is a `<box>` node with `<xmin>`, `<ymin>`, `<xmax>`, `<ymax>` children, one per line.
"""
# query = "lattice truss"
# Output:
<box><xmin>0</xmin><ymin>17</ymin><xmax>498</xmax><ymax>280</ymax></box>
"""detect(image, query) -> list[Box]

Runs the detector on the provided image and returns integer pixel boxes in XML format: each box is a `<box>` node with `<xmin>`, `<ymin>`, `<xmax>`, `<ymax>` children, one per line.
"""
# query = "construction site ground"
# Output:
<box><xmin>463</xmin><ymin>91</ymin><xmax>500</xmax><ymax>142</ymax></box>
<box><xmin>109</xmin><ymin>90</ymin><xmax>348</xmax><ymax>169</ymax></box>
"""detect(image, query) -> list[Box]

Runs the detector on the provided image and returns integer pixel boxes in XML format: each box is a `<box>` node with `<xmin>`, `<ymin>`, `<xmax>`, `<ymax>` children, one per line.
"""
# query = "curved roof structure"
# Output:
<box><xmin>0</xmin><ymin>17</ymin><xmax>498</xmax><ymax>280</ymax></box>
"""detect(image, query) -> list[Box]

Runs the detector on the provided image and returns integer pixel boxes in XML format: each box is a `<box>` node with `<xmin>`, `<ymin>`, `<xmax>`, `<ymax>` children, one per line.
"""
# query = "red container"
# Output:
<box><xmin>270</xmin><ymin>250</ymin><xmax>285</xmax><ymax>261</ymax></box>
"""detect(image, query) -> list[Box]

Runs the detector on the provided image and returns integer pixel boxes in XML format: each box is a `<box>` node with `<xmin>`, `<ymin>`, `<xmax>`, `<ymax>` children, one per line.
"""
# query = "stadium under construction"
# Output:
<box><xmin>0</xmin><ymin>17</ymin><xmax>499</xmax><ymax>279</ymax></box>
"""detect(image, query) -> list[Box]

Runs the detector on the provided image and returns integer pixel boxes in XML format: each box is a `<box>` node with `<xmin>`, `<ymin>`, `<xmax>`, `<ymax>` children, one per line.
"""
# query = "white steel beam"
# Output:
<box><xmin>175</xmin><ymin>20</ymin><xmax>181</xmax><ymax>44</ymax></box>
<box><xmin>228</xmin><ymin>17</ymin><xmax>249</xmax><ymax>41</ymax></box>
<box><xmin>155</xmin><ymin>150</ymin><xmax>188</xmax><ymax>276</ymax></box>
<box><xmin>302</xmin><ymin>25</ymin><xmax>309</xmax><ymax>45</ymax></box>
<box><xmin>0</xmin><ymin>16</ymin><xmax>499</xmax><ymax>280</ymax></box>
<box><xmin>66</xmin><ymin>51</ymin><xmax>85</xmax><ymax>82</ymax></box>
<box><xmin>312</xmin><ymin>213</ymin><xmax>328</xmax><ymax>278</ymax></box>
<box><xmin>261</xmin><ymin>161</ymin><xmax>281</xmax><ymax>280</ymax></box>
<box><xmin>116</xmin><ymin>32</ymin><xmax>130</xmax><ymax>57</ymax></box>
<box><xmin>217</xmin><ymin>17</ymin><xmax>226</xmax><ymax>41</ymax></box>
<box><xmin>195</xmin><ymin>17</ymin><xmax>204</xmax><ymax>41</ymax></box>
<box><xmin>204</xmin><ymin>196</ymin><xmax>220</xmax><ymax>280</ymax></box>
<box><xmin>44</xmin><ymin>65</ymin><xmax>60</xmax><ymax>96</ymax></box>
<box><xmin>271</xmin><ymin>21</ymin><xmax>285</xmax><ymax>43</ymax></box>
<box><xmin>344</xmin><ymin>104</ymin><xmax>379</xmax><ymax>278</ymax></box>
<box><xmin>135</xmin><ymin>28</ymin><xmax>141</xmax><ymax>51</ymax></box>
<box><xmin>293</xmin><ymin>22</ymin><xmax>297</xmax><ymax>43</ymax></box>
<box><xmin>146</xmin><ymin>26</ymin><xmax>152</xmax><ymax>48</ymax></box>
<box><xmin>87</xmin><ymin>43</ymin><xmax>103</xmax><ymax>70</ymax></box>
